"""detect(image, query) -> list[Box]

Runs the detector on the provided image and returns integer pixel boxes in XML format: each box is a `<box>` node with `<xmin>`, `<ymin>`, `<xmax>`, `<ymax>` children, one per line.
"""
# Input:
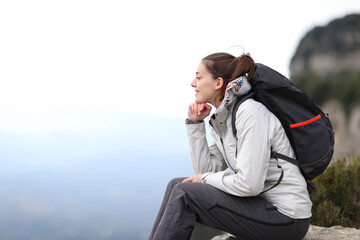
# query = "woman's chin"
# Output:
<box><xmin>194</xmin><ymin>96</ymin><xmax>208</xmax><ymax>104</ymax></box>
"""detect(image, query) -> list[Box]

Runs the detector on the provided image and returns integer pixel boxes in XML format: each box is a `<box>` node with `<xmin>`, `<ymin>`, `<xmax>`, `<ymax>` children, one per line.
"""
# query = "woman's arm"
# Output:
<box><xmin>186</xmin><ymin>122</ymin><xmax>227</xmax><ymax>174</ymax></box>
<box><xmin>202</xmin><ymin>102</ymin><xmax>271</xmax><ymax>196</ymax></box>
<box><xmin>186</xmin><ymin>102</ymin><xmax>227</xmax><ymax>174</ymax></box>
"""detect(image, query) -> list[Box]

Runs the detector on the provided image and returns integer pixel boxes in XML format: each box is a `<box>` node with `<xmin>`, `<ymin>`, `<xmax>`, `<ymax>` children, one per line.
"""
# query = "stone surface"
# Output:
<box><xmin>210</xmin><ymin>225</ymin><xmax>360</xmax><ymax>240</ymax></box>
<box><xmin>304</xmin><ymin>225</ymin><xmax>360</xmax><ymax>240</ymax></box>
<box><xmin>211</xmin><ymin>233</ymin><xmax>236</xmax><ymax>240</ymax></box>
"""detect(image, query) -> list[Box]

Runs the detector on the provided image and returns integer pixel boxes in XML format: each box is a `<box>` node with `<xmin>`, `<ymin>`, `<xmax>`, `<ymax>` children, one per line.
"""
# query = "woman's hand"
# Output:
<box><xmin>182</xmin><ymin>174</ymin><xmax>204</xmax><ymax>183</ymax></box>
<box><xmin>188</xmin><ymin>103</ymin><xmax>212</xmax><ymax>123</ymax></box>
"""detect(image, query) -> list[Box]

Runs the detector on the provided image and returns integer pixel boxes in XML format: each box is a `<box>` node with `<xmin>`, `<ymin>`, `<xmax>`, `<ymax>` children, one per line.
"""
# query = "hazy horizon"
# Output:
<box><xmin>0</xmin><ymin>110</ymin><xmax>198</xmax><ymax>239</ymax></box>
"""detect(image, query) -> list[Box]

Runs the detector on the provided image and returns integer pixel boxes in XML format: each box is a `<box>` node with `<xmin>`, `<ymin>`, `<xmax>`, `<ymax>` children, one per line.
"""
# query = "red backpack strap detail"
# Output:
<box><xmin>290</xmin><ymin>114</ymin><xmax>321</xmax><ymax>128</ymax></box>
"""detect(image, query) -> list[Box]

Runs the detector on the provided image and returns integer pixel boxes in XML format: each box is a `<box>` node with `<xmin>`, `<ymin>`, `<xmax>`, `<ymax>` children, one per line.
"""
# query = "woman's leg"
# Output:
<box><xmin>148</xmin><ymin>177</ymin><xmax>186</xmax><ymax>240</ymax></box>
<box><xmin>150</xmin><ymin>178</ymin><xmax>310</xmax><ymax>240</ymax></box>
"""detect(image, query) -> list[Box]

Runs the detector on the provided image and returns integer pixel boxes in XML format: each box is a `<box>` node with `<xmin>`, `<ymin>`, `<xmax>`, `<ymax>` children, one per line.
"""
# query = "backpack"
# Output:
<box><xmin>232</xmin><ymin>63</ymin><xmax>335</xmax><ymax>196</ymax></box>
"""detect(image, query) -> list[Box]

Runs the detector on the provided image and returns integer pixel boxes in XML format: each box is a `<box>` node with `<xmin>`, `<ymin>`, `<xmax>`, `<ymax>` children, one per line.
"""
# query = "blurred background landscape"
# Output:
<box><xmin>290</xmin><ymin>13</ymin><xmax>360</xmax><ymax>159</ymax></box>
<box><xmin>0</xmin><ymin>112</ymin><xmax>192</xmax><ymax>239</ymax></box>
<box><xmin>0</xmin><ymin>1</ymin><xmax>359</xmax><ymax>239</ymax></box>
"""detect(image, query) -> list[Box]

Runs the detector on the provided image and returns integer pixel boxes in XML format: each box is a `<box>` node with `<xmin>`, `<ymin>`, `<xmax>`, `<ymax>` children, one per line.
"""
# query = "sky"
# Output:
<box><xmin>0</xmin><ymin>0</ymin><xmax>359</xmax><ymax>132</ymax></box>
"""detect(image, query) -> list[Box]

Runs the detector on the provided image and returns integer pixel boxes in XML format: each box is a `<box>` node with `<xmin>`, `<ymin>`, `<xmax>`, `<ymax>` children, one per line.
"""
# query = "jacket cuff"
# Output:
<box><xmin>201</xmin><ymin>172</ymin><xmax>214</xmax><ymax>183</ymax></box>
<box><xmin>185</xmin><ymin>118</ymin><xmax>204</xmax><ymax>124</ymax></box>
<box><xmin>185</xmin><ymin>120</ymin><xmax>206</xmax><ymax>132</ymax></box>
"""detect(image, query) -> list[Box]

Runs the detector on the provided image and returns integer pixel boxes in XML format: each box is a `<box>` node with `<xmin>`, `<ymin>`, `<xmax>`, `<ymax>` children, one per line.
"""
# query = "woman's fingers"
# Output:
<box><xmin>190</xmin><ymin>103</ymin><xmax>198</xmax><ymax>115</ymax></box>
<box><xmin>188</xmin><ymin>103</ymin><xmax>212</xmax><ymax>122</ymax></box>
<box><xmin>203</xmin><ymin>103</ymin><xmax>212</xmax><ymax>112</ymax></box>
<box><xmin>199</xmin><ymin>103</ymin><xmax>204</xmax><ymax>112</ymax></box>
<box><xmin>182</xmin><ymin>176</ymin><xmax>194</xmax><ymax>182</ymax></box>
<box><xmin>196</xmin><ymin>103</ymin><xmax>208</xmax><ymax>116</ymax></box>
<box><xmin>190</xmin><ymin>103</ymin><xmax>201</xmax><ymax>116</ymax></box>
<box><xmin>182</xmin><ymin>174</ymin><xmax>204</xmax><ymax>183</ymax></box>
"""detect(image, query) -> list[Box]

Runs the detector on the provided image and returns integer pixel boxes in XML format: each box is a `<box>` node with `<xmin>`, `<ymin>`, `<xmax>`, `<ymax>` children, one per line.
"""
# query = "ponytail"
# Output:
<box><xmin>230</xmin><ymin>53</ymin><xmax>256</xmax><ymax>81</ymax></box>
<box><xmin>202</xmin><ymin>52</ymin><xmax>256</xmax><ymax>100</ymax></box>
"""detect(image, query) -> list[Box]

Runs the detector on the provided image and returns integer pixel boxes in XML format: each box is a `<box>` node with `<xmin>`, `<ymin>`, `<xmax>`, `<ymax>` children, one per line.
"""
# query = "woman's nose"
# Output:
<box><xmin>191</xmin><ymin>78</ymin><xmax>197</xmax><ymax>88</ymax></box>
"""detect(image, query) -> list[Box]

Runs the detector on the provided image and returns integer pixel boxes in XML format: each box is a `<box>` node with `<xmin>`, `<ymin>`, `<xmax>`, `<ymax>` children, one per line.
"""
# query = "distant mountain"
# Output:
<box><xmin>290</xmin><ymin>13</ymin><xmax>360</xmax><ymax>76</ymax></box>
<box><xmin>289</xmin><ymin>13</ymin><xmax>360</xmax><ymax>159</ymax></box>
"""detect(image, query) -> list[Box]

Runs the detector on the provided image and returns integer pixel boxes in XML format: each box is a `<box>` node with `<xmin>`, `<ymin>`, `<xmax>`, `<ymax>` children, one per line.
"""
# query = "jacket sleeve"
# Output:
<box><xmin>202</xmin><ymin>104</ymin><xmax>271</xmax><ymax>196</ymax></box>
<box><xmin>186</xmin><ymin>121</ymin><xmax>228</xmax><ymax>174</ymax></box>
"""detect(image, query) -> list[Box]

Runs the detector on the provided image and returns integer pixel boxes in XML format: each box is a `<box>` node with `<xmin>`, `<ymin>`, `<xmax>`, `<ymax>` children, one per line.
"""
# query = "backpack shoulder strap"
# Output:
<box><xmin>260</xmin><ymin>151</ymin><xmax>284</xmax><ymax>194</ymax></box>
<box><xmin>231</xmin><ymin>92</ymin><xmax>255</xmax><ymax>138</ymax></box>
<box><xmin>271</xmin><ymin>151</ymin><xmax>299</xmax><ymax>166</ymax></box>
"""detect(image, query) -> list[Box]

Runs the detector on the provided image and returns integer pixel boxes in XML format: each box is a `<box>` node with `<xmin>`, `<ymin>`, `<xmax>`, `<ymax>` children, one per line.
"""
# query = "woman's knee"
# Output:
<box><xmin>172</xmin><ymin>182</ymin><xmax>210</xmax><ymax>200</ymax></box>
<box><xmin>167</xmin><ymin>177</ymin><xmax>187</xmax><ymax>189</ymax></box>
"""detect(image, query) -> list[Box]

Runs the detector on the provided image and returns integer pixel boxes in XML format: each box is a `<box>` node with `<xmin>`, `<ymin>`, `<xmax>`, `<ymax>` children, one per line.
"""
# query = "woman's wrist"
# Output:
<box><xmin>185</xmin><ymin>118</ymin><xmax>203</xmax><ymax>124</ymax></box>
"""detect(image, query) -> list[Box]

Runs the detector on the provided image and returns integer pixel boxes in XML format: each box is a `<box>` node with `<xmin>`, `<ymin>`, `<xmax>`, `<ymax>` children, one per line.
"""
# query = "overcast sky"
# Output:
<box><xmin>0</xmin><ymin>0</ymin><xmax>359</xmax><ymax>130</ymax></box>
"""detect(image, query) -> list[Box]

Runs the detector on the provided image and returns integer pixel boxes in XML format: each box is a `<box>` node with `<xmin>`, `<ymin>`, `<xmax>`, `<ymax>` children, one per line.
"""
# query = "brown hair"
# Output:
<box><xmin>202</xmin><ymin>52</ymin><xmax>255</xmax><ymax>100</ymax></box>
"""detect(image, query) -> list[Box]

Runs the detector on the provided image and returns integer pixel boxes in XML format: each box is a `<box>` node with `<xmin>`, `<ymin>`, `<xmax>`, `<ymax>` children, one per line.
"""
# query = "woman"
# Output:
<box><xmin>149</xmin><ymin>52</ymin><xmax>312</xmax><ymax>240</ymax></box>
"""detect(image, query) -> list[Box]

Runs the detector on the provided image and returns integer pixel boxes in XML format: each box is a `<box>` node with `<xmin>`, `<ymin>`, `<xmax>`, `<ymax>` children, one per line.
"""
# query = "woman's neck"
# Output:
<box><xmin>208</xmin><ymin>99</ymin><xmax>222</xmax><ymax>109</ymax></box>
<box><xmin>206</xmin><ymin>91</ymin><xmax>224</xmax><ymax>109</ymax></box>
<box><xmin>212</xmin><ymin>94</ymin><xmax>223</xmax><ymax>108</ymax></box>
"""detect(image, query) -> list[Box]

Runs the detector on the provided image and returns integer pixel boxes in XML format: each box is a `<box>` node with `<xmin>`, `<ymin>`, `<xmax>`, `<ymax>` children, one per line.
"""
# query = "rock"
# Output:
<box><xmin>289</xmin><ymin>14</ymin><xmax>360</xmax><ymax>76</ymax></box>
<box><xmin>210</xmin><ymin>225</ymin><xmax>360</xmax><ymax>240</ymax></box>
<box><xmin>304</xmin><ymin>225</ymin><xmax>360</xmax><ymax>240</ymax></box>
<box><xmin>211</xmin><ymin>233</ymin><xmax>236</xmax><ymax>240</ymax></box>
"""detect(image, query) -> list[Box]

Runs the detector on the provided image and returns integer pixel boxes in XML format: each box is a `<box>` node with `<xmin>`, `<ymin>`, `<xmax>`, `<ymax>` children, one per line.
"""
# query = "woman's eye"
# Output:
<box><xmin>196</xmin><ymin>77</ymin><xmax>200</xmax><ymax>80</ymax></box>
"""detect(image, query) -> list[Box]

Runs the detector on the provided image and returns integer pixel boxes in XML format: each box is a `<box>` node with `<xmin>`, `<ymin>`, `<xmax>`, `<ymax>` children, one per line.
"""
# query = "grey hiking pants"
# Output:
<box><xmin>149</xmin><ymin>177</ymin><xmax>310</xmax><ymax>240</ymax></box>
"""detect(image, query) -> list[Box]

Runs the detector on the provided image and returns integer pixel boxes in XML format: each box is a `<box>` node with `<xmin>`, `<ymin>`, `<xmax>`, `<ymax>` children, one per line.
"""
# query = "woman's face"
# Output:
<box><xmin>191</xmin><ymin>61</ymin><xmax>218</xmax><ymax>104</ymax></box>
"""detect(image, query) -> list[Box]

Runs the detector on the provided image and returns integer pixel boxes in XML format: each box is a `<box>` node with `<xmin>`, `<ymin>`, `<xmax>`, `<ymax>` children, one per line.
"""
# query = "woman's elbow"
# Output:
<box><xmin>233</xmin><ymin>175</ymin><xmax>264</xmax><ymax>196</ymax></box>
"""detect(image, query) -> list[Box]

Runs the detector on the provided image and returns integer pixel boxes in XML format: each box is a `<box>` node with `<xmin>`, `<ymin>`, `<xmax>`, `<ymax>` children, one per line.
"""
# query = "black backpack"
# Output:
<box><xmin>232</xmin><ymin>63</ymin><xmax>335</xmax><ymax>196</ymax></box>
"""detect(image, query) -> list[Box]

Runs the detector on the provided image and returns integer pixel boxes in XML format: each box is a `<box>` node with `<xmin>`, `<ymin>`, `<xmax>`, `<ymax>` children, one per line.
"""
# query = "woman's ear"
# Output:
<box><xmin>215</xmin><ymin>77</ymin><xmax>224</xmax><ymax>90</ymax></box>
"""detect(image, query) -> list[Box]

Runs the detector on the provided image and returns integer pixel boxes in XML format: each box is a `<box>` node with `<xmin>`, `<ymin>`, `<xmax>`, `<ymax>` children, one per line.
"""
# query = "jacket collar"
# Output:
<box><xmin>211</xmin><ymin>76</ymin><xmax>251</xmax><ymax>122</ymax></box>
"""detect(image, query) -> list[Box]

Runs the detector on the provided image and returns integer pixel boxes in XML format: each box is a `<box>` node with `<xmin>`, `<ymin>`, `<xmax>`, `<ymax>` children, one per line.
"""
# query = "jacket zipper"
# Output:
<box><xmin>210</xmin><ymin>118</ymin><xmax>236</xmax><ymax>172</ymax></box>
<box><xmin>220</xmin><ymin>138</ymin><xmax>236</xmax><ymax>172</ymax></box>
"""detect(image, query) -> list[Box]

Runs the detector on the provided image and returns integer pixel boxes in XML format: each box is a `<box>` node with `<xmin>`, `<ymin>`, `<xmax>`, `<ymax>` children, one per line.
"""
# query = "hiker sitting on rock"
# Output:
<box><xmin>149</xmin><ymin>52</ymin><xmax>312</xmax><ymax>240</ymax></box>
